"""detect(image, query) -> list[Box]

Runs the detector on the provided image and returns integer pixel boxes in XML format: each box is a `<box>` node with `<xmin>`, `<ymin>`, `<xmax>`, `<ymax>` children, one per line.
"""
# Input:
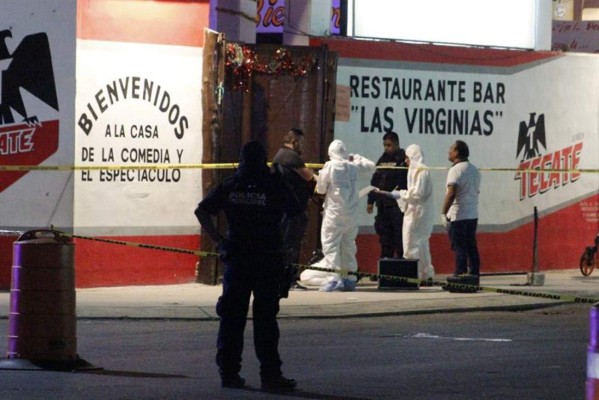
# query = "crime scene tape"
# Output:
<box><xmin>299</xmin><ymin>264</ymin><xmax>599</xmax><ymax>304</ymax></box>
<box><xmin>59</xmin><ymin>232</ymin><xmax>217</xmax><ymax>258</ymax></box>
<box><xmin>350</xmin><ymin>165</ymin><xmax>599</xmax><ymax>174</ymax></box>
<box><xmin>57</xmin><ymin>232</ymin><xmax>599</xmax><ymax>304</ymax></box>
<box><xmin>0</xmin><ymin>163</ymin><xmax>241</xmax><ymax>171</ymax></box>
<box><xmin>0</xmin><ymin>163</ymin><xmax>597</xmax><ymax>174</ymax></box>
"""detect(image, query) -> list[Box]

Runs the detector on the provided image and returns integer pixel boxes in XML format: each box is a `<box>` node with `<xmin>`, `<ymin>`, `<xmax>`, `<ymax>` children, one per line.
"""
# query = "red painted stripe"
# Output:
<box><xmin>0</xmin><ymin>235</ymin><xmax>17</xmax><ymax>289</ymax></box>
<box><xmin>2</xmin><ymin>193</ymin><xmax>593</xmax><ymax>288</ymax></box>
<box><xmin>74</xmin><ymin>235</ymin><xmax>200</xmax><ymax>288</ymax></box>
<box><xmin>312</xmin><ymin>37</ymin><xmax>560</xmax><ymax>67</ymax></box>
<box><xmin>0</xmin><ymin>234</ymin><xmax>200</xmax><ymax>289</ymax></box>
<box><xmin>77</xmin><ymin>0</ymin><xmax>209</xmax><ymax>47</ymax></box>
<box><xmin>357</xmin><ymin>195</ymin><xmax>598</xmax><ymax>275</ymax></box>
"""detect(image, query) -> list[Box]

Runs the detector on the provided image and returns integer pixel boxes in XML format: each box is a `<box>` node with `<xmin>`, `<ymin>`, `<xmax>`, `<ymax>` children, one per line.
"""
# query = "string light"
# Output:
<box><xmin>226</xmin><ymin>43</ymin><xmax>317</xmax><ymax>91</ymax></box>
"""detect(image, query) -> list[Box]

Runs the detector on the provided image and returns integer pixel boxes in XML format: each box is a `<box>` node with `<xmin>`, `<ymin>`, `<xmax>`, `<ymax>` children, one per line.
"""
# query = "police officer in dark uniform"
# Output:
<box><xmin>195</xmin><ymin>141</ymin><xmax>300</xmax><ymax>391</ymax></box>
<box><xmin>367</xmin><ymin>131</ymin><xmax>408</xmax><ymax>259</ymax></box>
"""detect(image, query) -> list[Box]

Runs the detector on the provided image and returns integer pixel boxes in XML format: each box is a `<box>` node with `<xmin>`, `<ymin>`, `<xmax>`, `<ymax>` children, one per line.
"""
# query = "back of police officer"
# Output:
<box><xmin>194</xmin><ymin>140</ymin><xmax>300</xmax><ymax>392</ymax></box>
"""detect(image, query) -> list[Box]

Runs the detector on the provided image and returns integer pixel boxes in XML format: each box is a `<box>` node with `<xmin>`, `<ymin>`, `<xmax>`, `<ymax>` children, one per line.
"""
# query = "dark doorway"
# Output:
<box><xmin>198</xmin><ymin>33</ymin><xmax>337</xmax><ymax>284</ymax></box>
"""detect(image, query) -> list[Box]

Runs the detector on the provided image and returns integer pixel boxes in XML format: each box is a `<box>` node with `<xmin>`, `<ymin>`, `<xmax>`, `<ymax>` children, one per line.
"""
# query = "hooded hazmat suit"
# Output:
<box><xmin>300</xmin><ymin>139</ymin><xmax>376</xmax><ymax>291</ymax></box>
<box><xmin>393</xmin><ymin>144</ymin><xmax>435</xmax><ymax>280</ymax></box>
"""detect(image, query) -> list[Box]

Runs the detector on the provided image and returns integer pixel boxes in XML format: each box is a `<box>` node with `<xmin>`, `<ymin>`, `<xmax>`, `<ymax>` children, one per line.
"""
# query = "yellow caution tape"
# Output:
<box><xmin>54</xmin><ymin>232</ymin><xmax>599</xmax><ymax>304</ymax></box>
<box><xmin>0</xmin><ymin>163</ymin><xmax>597</xmax><ymax>174</ymax></box>
<box><xmin>365</xmin><ymin>166</ymin><xmax>599</xmax><ymax>174</ymax></box>
<box><xmin>299</xmin><ymin>264</ymin><xmax>599</xmax><ymax>304</ymax></box>
<box><xmin>59</xmin><ymin>233</ymin><xmax>218</xmax><ymax>258</ymax></box>
<box><xmin>0</xmin><ymin>163</ymin><xmax>240</xmax><ymax>171</ymax></box>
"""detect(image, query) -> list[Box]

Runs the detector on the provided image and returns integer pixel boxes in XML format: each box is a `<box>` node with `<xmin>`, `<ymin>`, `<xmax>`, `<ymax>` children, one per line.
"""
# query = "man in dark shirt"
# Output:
<box><xmin>195</xmin><ymin>141</ymin><xmax>300</xmax><ymax>392</ymax></box>
<box><xmin>367</xmin><ymin>131</ymin><xmax>408</xmax><ymax>259</ymax></box>
<box><xmin>272</xmin><ymin>128</ymin><xmax>315</xmax><ymax>291</ymax></box>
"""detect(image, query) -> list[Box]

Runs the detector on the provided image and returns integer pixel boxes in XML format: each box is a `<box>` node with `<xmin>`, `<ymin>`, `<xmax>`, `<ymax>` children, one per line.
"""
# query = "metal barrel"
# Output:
<box><xmin>6</xmin><ymin>230</ymin><xmax>77</xmax><ymax>361</ymax></box>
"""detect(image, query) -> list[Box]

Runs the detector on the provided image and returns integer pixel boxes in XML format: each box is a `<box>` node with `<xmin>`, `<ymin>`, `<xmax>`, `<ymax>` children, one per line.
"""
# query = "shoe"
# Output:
<box><xmin>261</xmin><ymin>375</ymin><xmax>297</xmax><ymax>392</ymax></box>
<box><xmin>442</xmin><ymin>277</ymin><xmax>456</xmax><ymax>291</ymax></box>
<box><xmin>444</xmin><ymin>274</ymin><xmax>479</xmax><ymax>293</ymax></box>
<box><xmin>221</xmin><ymin>373</ymin><xmax>246</xmax><ymax>388</ymax></box>
<box><xmin>319</xmin><ymin>279</ymin><xmax>343</xmax><ymax>292</ymax></box>
<box><xmin>341</xmin><ymin>279</ymin><xmax>356</xmax><ymax>291</ymax></box>
<box><xmin>290</xmin><ymin>282</ymin><xmax>308</xmax><ymax>290</ymax></box>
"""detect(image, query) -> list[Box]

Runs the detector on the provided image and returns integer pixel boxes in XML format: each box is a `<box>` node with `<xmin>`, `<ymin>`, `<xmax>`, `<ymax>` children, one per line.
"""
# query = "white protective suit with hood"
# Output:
<box><xmin>393</xmin><ymin>144</ymin><xmax>435</xmax><ymax>280</ymax></box>
<box><xmin>300</xmin><ymin>140</ymin><xmax>376</xmax><ymax>289</ymax></box>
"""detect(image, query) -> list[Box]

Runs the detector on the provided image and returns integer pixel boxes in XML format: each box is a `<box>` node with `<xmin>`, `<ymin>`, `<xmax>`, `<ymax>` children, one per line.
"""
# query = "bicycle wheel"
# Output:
<box><xmin>580</xmin><ymin>248</ymin><xmax>595</xmax><ymax>276</ymax></box>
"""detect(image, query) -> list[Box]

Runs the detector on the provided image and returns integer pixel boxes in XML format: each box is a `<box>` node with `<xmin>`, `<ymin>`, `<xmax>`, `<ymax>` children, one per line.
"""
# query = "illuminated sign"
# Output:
<box><xmin>257</xmin><ymin>0</ymin><xmax>343</xmax><ymax>36</ymax></box>
<box><xmin>257</xmin><ymin>0</ymin><xmax>285</xmax><ymax>34</ymax></box>
<box><xmin>349</xmin><ymin>0</ymin><xmax>551</xmax><ymax>50</ymax></box>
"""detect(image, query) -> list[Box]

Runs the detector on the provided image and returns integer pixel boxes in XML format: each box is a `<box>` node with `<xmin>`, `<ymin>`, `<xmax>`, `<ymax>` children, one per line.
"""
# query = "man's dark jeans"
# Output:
<box><xmin>448</xmin><ymin>218</ymin><xmax>480</xmax><ymax>275</ymax></box>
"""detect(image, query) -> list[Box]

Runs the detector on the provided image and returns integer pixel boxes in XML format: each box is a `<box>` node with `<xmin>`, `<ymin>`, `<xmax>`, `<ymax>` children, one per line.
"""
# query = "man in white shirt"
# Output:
<box><xmin>441</xmin><ymin>140</ymin><xmax>481</xmax><ymax>276</ymax></box>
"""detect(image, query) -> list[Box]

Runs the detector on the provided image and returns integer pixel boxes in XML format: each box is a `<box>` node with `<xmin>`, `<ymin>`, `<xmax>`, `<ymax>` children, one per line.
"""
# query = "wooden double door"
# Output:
<box><xmin>198</xmin><ymin>32</ymin><xmax>337</xmax><ymax>284</ymax></box>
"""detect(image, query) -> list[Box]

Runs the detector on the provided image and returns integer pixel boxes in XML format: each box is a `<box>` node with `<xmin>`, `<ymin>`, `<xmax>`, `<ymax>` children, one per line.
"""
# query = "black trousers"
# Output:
<box><xmin>374</xmin><ymin>205</ymin><xmax>404</xmax><ymax>258</ymax></box>
<box><xmin>216</xmin><ymin>251</ymin><xmax>284</xmax><ymax>378</ymax></box>
<box><xmin>282</xmin><ymin>211</ymin><xmax>308</xmax><ymax>265</ymax></box>
<box><xmin>282</xmin><ymin>211</ymin><xmax>308</xmax><ymax>280</ymax></box>
<box><xmin>448</xmin><ymin>218</ymin><xmax>480</xmax><ymax>275</ymax></box>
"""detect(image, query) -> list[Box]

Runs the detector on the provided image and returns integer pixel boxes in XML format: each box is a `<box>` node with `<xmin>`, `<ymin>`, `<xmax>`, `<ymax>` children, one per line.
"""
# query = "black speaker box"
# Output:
<box><xmin>377</xmin><ymin>258</ymin><xmax>419</xmax><ymax>290</ymax></box>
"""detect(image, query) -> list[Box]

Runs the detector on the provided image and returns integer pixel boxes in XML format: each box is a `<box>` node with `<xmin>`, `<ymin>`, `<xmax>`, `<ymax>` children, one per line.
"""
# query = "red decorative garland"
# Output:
<box><xmin>226</xmin><ymin>43</ymin><xmax>316</xmax><ymax>91</ymax></box>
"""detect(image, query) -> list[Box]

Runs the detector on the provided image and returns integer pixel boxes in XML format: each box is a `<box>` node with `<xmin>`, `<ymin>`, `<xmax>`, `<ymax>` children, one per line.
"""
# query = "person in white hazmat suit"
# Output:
<box><xmin>300</xmin><ymin>139</ymin><xmax>376</xmax><ymax>291</ymax></box>
<box><xmin>376</xmin><ymin>144</ymin><xmax>435</xmax><ymax>281</ymax></box>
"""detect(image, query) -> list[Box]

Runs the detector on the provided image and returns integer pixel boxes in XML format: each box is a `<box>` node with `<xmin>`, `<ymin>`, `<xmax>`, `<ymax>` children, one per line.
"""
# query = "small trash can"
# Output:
<box><xmin>0</xmin><ymin>229</ymin><xmax>94</xmax><ymax>370</ymax></box>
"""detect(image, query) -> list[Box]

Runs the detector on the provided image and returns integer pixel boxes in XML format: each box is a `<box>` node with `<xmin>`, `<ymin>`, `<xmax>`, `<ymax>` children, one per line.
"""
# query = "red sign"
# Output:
<box><xmin>514</xmin><ymin>142</ymin><xmax>583</xmax><ymax>200</ymax></box>
<box><xmin>0</xmin><ymin>119</ymin><xmax>59</xmax><ymax>192</ymax></box>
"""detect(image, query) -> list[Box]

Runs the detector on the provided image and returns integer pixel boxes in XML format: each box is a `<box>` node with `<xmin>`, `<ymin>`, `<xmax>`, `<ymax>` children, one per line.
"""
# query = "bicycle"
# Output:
<box><xmin>580</xmin><ymin>234</ymin><xmax>599</xmax><ymax>277</ymax></box>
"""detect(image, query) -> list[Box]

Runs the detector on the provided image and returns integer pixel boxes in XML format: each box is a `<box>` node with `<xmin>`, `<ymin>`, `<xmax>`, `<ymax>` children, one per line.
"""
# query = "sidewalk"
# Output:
<box><xmin>0</xmin><ymin>269</ymin><xmax>597</xmax><ymax>320</ymax></box>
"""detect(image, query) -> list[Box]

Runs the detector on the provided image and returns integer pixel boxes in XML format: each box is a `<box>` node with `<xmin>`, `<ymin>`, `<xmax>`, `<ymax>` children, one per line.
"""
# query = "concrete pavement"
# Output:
<box><xmin>1</xmin><ymin>269</ymin><xmax>596</xmax><ymax>320</ymax></box>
